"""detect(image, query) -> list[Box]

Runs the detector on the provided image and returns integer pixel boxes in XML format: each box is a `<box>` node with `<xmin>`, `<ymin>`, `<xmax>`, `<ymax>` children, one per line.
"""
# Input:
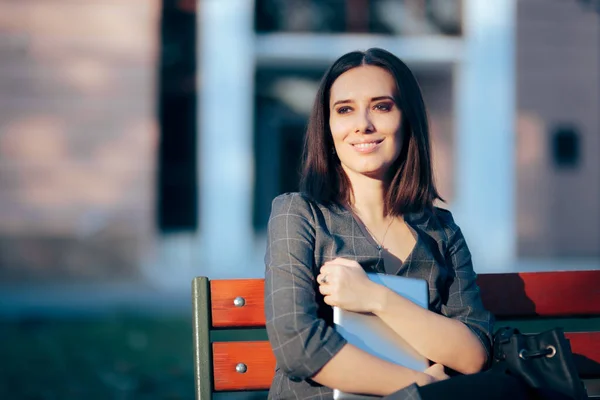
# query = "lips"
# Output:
<box><xmin>349</xmin><ymin>139</ymin><xmax>384</xmax><ymax>153</ymax></box>
<box><xmin>353</xmin><ymin>142</ymin><xmax>379</xmax><ymax>149</ymax></box>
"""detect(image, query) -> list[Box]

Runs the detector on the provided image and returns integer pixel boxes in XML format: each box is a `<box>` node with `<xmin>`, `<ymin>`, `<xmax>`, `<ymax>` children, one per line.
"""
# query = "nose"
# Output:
<box><xmin>355</xmin><ymin>109</ymin><xmax>375</xmax><ymax>134</ymax></box>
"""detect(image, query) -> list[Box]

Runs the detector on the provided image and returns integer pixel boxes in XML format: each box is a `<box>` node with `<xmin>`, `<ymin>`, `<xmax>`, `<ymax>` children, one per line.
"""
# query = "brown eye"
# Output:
<box><xmin>337</xmin><ymin>106</ymin><xmax>352</xmax><ymax>114</ymax></box>
<box><xmin>374</xmin><ymin>102</ymin><xmax>393</xmax><ymax>112</ymax></box>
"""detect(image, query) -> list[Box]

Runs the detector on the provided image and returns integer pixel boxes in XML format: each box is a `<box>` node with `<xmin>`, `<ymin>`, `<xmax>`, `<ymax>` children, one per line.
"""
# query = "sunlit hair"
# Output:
<box><xmin>300</xmin><ymin>47</ymin><xmax>443</xmax><ymax>215</ymax></box>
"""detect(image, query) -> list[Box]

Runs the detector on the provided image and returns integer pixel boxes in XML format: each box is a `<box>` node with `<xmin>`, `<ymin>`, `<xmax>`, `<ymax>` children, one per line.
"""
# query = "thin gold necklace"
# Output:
<box><xmin>365</xmin><ymin>217</ymin><xmax>394</xmax><ymax>251</ymax></box>
<box><xmin>353</xmin><ymin>210</ymin><xmax>395</xmax><ymax>251</ymax></box>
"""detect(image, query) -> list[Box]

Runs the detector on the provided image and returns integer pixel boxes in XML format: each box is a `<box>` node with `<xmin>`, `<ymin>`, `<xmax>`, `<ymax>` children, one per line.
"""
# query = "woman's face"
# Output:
<box><xmin>329</xmin><ymin>65</ymin><xmax>403</xmax><ymax>180</ymax></box>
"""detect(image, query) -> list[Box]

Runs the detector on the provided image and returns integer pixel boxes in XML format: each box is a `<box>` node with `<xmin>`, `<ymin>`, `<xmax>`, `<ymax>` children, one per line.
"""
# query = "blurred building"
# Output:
<box><xmin>515</xmin><ymin>0</ymin><xmax>599</xmax><ymax>259</ymax></box>
<box><xmin>196</xmin><ymin>0</ymin><xmax>599</xmax><ymax>281</ymax></box>
<box><xmin>0</xmin><ymin>0</ymin><xmax>160</xmax><ymax>284</ymax></box>
<box><xmin>0</xmin><ymin>0</ymin><xmax>598</xmax><ymax>298</ymax></box>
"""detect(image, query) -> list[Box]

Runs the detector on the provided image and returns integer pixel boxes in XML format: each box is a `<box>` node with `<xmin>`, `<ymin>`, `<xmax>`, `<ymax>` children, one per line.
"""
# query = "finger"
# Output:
<box><xmin>318</xmin><ymin>283</ymin><xmax>331</xmax><ymax>296</ymax></box>
<box><xmin>326</xmin><ymin>258</ymin><xmax>359</xmax><ymax>268</ymax></box>
<box><xmin>316</xmin><ymin>273</ymin><xmax>323</xmax><ymax>284</ymax></box>
<box><xmin>427</xmin><ymin>364</ymin><xmax>444</xmax><ymax>373</ymax></box>
<box><xmin>316</xmin><ymin>273</ymin><xmax>329</xmax><ymax>285</ymax></box>
<box><xmin>319</xmin><ymin>263</ymin><xmax>340</xmax><ymax>275</ymax></box>
<box><xmin>429</xmin><ymin>365</ymin><xmax>448</xmax><ymax>380</ymax></box>
<box><xmin>323</xmin><ymin>294</ymin><xmax>336</xmax><ymax>306</ymax></box>
<box><xmin>320</xmin><ymin>262</ymin><xmax>351</xmax><ymax>275</ymax></box>
<box><xmin>433</xmin><ymin>372</ymin><xmax>449</xmax><ymax>382</ymax></box>
<box><xmin>324</xmin><ymin>257</ymin><xmax>350</xmax><ymax>264</ymax></box>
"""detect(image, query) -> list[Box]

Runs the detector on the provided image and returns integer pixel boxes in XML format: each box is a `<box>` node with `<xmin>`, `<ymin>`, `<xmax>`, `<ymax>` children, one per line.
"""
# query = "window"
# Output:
<box><xmin>255</xmin><ymin>0</ymin><xmax>463</xmax><ymax>36</ymax></box>
<box><xmin>157</xmin><ymin>0</ymin><xmax>198</xmax><ymax>232</ymax></box>
<box><xmin>253</xmin><ymin>66</ymin><xmax>325</xmax><ymax>232</ymax></box>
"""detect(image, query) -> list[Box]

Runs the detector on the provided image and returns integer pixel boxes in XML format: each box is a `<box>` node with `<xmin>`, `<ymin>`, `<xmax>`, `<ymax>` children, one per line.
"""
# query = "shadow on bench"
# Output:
<box><xmin>193</xmin><ymin>271</ymin><xmax>600</xmax><ymax>399</ymax></box>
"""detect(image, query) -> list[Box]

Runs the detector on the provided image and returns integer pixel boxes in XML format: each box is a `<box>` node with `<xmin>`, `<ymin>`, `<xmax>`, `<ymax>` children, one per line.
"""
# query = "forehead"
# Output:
<box><xmin>330</xmin><ymin>65</ymin><xmax>396</xmax><ymax>104</ymax></box>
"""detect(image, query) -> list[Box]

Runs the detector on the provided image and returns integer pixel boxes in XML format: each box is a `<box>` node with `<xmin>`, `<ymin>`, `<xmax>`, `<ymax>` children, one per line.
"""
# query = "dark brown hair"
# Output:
<box><xmin>300</xmin><ymin>48</ymin><xmax>443</xmax><ymax>215</ymax></box>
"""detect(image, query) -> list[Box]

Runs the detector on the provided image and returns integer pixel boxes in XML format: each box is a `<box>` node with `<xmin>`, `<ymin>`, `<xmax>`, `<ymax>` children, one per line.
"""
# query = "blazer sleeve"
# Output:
<box><xmin>439</xmin><ymin>212</ymin><xmax>495</xmax><ymax>365</ymax></box>
<box><xmin>264</xmin><ymin>193</ymin><xmax>347</xmax><ymax>381</ymax></box>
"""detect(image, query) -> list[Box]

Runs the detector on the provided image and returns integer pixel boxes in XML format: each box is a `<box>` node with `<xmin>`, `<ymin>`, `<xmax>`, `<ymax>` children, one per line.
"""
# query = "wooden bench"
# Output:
<box><xmin>192</xmin><ymin>270</ymin><xmax>600</xmax><ymax>399</ymax></box>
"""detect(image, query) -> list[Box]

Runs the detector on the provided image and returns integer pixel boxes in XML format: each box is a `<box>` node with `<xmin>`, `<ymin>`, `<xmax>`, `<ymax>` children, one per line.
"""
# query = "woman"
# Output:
<box><xmin>264</xmin><ymin>48</ymin><xmax>529</xmax><ymax>399</ymax></box>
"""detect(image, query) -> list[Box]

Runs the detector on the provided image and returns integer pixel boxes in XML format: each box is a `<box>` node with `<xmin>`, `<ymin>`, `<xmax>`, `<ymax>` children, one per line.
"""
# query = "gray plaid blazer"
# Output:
<box><xmin>264</xmin><ymin>192</ymin><xmax>494</xmax><ymax>399</ymax></box>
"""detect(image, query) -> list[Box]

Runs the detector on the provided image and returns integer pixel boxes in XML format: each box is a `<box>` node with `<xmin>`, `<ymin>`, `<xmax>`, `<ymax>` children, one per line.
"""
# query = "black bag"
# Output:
<box><xmin>492</xmin><ymin>327</ymin><xmax>588</xmax><ymax>400</ymax></box>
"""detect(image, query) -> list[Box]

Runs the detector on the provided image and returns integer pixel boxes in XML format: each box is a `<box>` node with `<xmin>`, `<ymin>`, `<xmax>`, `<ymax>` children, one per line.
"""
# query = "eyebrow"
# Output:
<box><xmin>332</xmin><ymin>96</ymin><xmax>396</xmax><ymax>107</ymax></box>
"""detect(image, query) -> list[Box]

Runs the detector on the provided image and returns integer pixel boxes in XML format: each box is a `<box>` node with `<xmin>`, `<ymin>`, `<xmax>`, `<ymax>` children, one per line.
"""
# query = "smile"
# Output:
<box><xmin>350</xmin><ymin>139</ymin><xmax>384</xmax><ymax>153</ymax></box>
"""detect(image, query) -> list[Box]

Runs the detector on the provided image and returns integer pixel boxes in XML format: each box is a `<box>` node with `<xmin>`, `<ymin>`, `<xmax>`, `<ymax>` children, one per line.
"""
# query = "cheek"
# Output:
<box><xmin>383</xmin><ymin>117</ymin><xmax>403</xmax><ymax>146</ymax></box>
<box><xmin>380</xmin><ymin>113</ymin><xmax>402</xmax><ymax>133</ymax></box>
<box><xmin>329</xmin><ymin>117</ymin><xmax>353</xmax><ymax>141</ymax></box>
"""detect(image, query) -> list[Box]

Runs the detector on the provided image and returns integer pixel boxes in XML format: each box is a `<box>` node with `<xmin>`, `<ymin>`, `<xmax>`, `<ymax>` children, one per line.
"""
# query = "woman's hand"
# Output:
<box><xmin>416</xmin><ymin>363</ymin><xmax>450</xmax><ymax>386</ymax></box>
<box><xmin>316</xmin><ymin>258</ymin><xmax>381</xmax><ymax>313</ymax></box>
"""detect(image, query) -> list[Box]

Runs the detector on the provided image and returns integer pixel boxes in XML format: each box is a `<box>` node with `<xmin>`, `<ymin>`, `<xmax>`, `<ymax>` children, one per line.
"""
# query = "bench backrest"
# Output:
<box><xmin>193</xmin><ymin>271</ymin><xmax>600</xmax><ymax>399</ymax></box>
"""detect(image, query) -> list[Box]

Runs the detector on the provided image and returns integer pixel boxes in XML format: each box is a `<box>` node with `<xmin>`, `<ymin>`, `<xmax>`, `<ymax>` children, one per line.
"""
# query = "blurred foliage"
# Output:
<box><xmin>0</xmin><ymin>315</ymin><xmax>194</xmax><ymax>399</ymax></box>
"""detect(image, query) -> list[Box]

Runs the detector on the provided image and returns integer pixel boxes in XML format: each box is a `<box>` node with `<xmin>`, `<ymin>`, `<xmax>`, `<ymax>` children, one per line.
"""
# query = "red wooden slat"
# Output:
<box><xmin>478</xmin><ymin>271</ymin><xmax>600</xmax><ymax>317</ymax></box>
<box><xmin>210</xmin><ymin>335</ymin><xmax>600</xmax><ymax>389</ymax></box>
<box><xmin>567</xmin><ymin>332</ymin><xmax>600</xmax><ymax>376</ymax></box>
<box><xmin>212</xmin><ymin>341</ymin><xmax>275</xmax><ymax>391</ymax></box>
<box><xmin>208</xmin><ymin>271</ymin><xmax>600</xmax><ymax>325</ymax></box>
<box><xmin>210</xmin><ymin>279</ymin><xmax>266</xmax><ymax>327</ymax></box>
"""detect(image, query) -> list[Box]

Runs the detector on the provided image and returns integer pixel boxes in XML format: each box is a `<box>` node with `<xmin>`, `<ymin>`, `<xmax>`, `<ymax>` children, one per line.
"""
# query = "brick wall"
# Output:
<box><xmin>516</xmin><ymin>0</ymin><xmax>600</xmax><ymax>257</ymax></box>
<box><xmin>0</xmin><ymin>0</ymin><xmax>160</xmax><ymax>281</ymax></box>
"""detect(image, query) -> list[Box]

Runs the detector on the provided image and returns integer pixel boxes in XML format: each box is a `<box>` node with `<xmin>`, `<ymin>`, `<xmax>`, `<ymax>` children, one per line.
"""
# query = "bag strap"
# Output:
<box><xmin>492</xmin><ymin>327</ymin><xmax>520</xmax><ymax>363</ymax></box>
<box><xmin>494</xmin><ymin>327</ymin><xmax>520</xmax><ymax>345</ymax></box>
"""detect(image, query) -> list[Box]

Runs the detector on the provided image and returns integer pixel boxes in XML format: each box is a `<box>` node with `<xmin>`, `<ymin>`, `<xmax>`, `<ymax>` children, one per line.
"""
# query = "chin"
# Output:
<box><xmin>347</xmin><ymin>165</ymin><xmax>389</xmax><ymax>179</ymax></box>
<box><xmin>341</xmin><ymin>157</ymin><xmax>396</xmax><ymax>178</ymax></box>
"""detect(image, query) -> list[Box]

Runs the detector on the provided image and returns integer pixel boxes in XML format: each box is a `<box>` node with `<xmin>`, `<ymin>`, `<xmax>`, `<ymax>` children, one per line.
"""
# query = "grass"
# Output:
<box><xmin>0</xmin><ymin>314</ymin><xmax>195</xmax><ymax>400</ymax></box>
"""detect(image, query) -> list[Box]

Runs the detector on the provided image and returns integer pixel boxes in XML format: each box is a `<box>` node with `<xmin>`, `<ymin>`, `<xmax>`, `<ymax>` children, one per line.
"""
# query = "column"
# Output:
<box><xmin>198</xmin><ymin>0</ymin><xmax>257</xmax><ymax>278</ymax></box>
<box><xmin>453</xmin><ymin>0</ymin><xmax>516</xmax><ymax>272</ymax></box>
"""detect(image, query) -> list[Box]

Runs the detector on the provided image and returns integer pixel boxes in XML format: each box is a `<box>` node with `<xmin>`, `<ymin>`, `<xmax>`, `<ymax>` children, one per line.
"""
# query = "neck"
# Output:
<box><xmin>344</xmin><ymin>168</ymin><xmax>388</xmax><ymax>223</ymax></box>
